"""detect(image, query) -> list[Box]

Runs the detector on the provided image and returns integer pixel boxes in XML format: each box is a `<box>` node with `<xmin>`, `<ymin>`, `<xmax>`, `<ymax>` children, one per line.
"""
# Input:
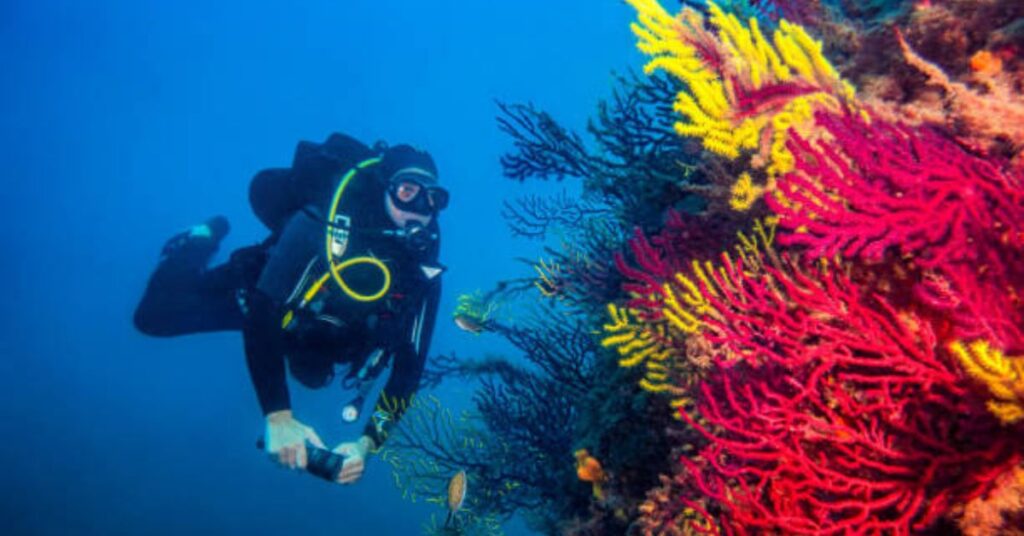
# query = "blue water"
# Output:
<box><xmin>0</xmin><ymin>1</ymin><xmax>640</xmax><ymax>534</ymax></box>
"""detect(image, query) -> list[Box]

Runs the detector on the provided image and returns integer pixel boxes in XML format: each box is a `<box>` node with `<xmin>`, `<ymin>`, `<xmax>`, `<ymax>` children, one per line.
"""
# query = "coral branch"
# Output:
<box><xmin>501</xmin><ymin>191</ymin><xmax>613</xmax><ymax>240</ymax></box>
<box><xmin>496</xmin><ymin>101</ymin><xmax>594</xmax><ymax>181</ymax></box>
<box><xmin>768</xmin><ymin>111</ymin><xmax>1024</xmax><ymax>269</ymax></box>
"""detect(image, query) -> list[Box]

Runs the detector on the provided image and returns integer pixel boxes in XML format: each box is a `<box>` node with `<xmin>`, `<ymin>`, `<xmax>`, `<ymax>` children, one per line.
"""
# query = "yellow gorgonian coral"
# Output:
<box><xmin>626</xmin><ymin>0</ymin><xmax>855</xmax><ymax>176</ymax></box>
<box><xmin>663</xmin><ymin>219</ymin><xmax>777</xmax><ymax>335</ymax></box>
<box><xmin>729</xmin><ymin>172</ymin><xmax>764</xmax><ymax>210</ymax></box>
<box><xmin>949</xmin><ymin>340</ymin><xmax>1024</xmax><ymax>425</ymax></box>
<box><xmin>601</xmin><ymin>303</ymin><xmax>688</xmax><ymax>399</ymax></box>
<box><xmin>662</xmin><ymin>259</ymin><xmax>718</xmax><ymax>334</ymax></box>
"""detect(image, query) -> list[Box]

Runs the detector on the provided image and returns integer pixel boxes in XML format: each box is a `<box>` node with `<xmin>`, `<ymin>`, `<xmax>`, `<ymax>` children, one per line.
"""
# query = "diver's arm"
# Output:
<box><xmin>242</xmin><ymin>289</ymin><xmax>291</xmax><ymax>414</ymax></box>
<box><xmin>362</xmin><ymin>280</ymin><xmax>441</xmax><ymax>447</ymax></box>
<box><xmin>245</xmin><ymin>290</ymin><xmax>330</xmax><ymax>470</ymax></box>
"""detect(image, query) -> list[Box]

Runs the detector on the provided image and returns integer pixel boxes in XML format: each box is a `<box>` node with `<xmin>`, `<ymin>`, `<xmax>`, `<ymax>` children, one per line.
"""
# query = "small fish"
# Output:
<box><xmin>453</xmin><ymin>314</ymin><xmax>485</xmax><ymax>334</ymax></box>
<box><xmin>575</xmin><ymin>449</ymin><xmax>607</xmax><ymax>501</ymax></box>
<box><xmin>445</xmin><ymin>470</ymin><xmax>467</xmax><ymax>528</ymax></box>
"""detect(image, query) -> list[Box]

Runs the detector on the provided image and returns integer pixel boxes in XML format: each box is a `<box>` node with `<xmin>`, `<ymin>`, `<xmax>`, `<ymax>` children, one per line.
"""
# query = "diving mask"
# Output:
<box><xmin>387</xmin><ymin>173</ymin><xmax>449</xmax><ymax>215</ymax></box>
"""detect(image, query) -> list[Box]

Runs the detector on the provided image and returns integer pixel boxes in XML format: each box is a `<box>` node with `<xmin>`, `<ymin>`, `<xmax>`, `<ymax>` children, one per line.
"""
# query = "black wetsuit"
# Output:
<box><xmin>134</xmin><ymin>134</ymin><xmax>442</xmax><ymax>447</ymax></box>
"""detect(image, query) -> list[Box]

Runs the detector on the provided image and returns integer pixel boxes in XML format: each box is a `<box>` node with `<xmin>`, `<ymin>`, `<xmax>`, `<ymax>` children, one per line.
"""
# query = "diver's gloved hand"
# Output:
<box><xmin>332</xmin><ymin>435</ymin><xmax>375</xmax><ymax>484</ymax></box>
<box><xmin>161</xmin><ymin>215</ymin><xmax>231</xmax><ymax>257</ymax></box>
<box><xmin>264</xmin><ymin>410</ymin><xmax>326</xmax><ymax>470</ymax></box>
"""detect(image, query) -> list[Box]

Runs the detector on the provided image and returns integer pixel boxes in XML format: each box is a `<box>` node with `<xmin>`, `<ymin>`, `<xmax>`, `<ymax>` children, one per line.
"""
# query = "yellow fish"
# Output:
<box><xmin>445</xmin><ymin>470</ymin><xmax>467</xmax><ymax>528</ymax></box>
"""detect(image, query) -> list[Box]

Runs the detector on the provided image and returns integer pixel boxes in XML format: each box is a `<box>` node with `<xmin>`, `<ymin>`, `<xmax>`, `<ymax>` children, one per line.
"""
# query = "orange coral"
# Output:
<box><xmin>970</xmin><ymin>49</ymin><xmax>1004</xmax><ymax>76</ymax></box>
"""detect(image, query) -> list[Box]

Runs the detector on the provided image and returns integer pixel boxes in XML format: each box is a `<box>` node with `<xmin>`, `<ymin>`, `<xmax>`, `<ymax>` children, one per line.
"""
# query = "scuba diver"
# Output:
<box><xmin>133</xmin><ymin>134</ymin><xmax>448</xmax><ymax>484</ymax></box>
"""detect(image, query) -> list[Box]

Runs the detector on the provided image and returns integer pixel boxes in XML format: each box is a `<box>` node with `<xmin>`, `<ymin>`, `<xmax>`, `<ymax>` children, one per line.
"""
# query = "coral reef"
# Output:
<box><xmin>391</xmin><ymin>1</ymin><xmax>1024</xmax><ymax>533</ymax></box>
<box><xmin>612</xmin><ymin>0</ymin><xmax>1024</xmax><ymax>534</ymax></box>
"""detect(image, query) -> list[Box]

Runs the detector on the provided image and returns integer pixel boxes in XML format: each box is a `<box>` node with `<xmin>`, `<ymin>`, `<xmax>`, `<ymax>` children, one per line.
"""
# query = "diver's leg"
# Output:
<box><xmin>134</xmin><ymin>217</ymin><xmax>247</xmax><ymax>337</ymax></box>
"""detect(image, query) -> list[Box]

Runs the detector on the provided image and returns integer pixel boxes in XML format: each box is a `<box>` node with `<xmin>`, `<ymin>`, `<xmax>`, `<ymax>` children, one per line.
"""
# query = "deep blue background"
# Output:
<box><xmin>0</xmin><ymin>1</ymin><xmax>641</xmax><ymax>534</ymax></box>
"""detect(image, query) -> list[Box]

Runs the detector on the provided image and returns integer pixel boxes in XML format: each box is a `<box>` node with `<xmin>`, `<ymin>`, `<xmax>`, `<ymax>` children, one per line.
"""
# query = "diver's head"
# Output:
<box><xmin>379</xmin><ymin>145</ymin><xmax>449</xmax><ymax>228</ymax></box>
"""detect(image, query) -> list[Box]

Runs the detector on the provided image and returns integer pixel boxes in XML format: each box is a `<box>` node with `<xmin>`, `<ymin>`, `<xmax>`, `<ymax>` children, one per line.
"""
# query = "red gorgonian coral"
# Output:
<box><xmin>672</xmin><ymin>254</ymin><xmax>1021</xmax><ymax>535</ymax></box>
<box><xmin>767</xmin><ymin>111</ymin><xmax>1024</xmax><ymax>269</ymax></box>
